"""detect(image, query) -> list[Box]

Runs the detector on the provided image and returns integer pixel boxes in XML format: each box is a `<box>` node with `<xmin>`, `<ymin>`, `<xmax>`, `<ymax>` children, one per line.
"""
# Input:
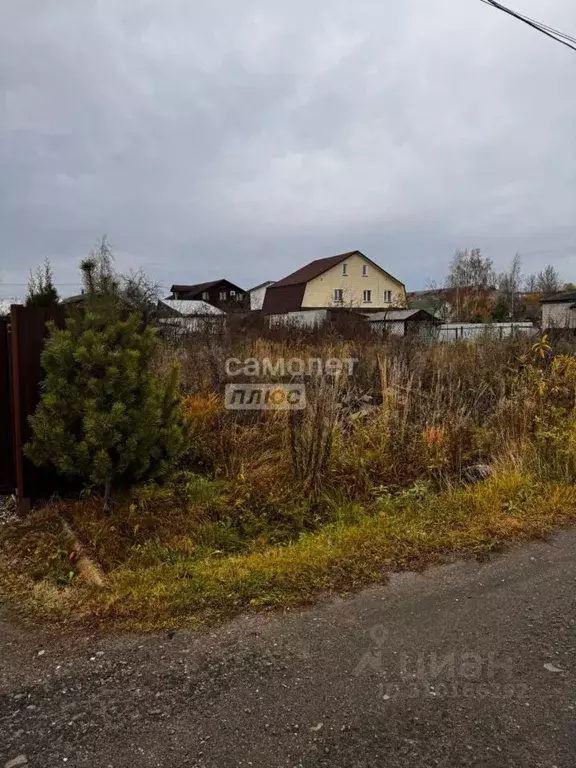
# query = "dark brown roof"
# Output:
<box><xmin>170</xmin><ymin>280</ymin><xmax>224</xmax><ymax>294</ymax></box>
<box><xmin>272</xmin><ymin>250</ymin><xmax>405</xmax><ymax>289</ymax></box>
<box><xmin>262</xmin><ymin>284</ymin><xmax>307</xmax><ymax>315</ymax></box>
<box><xmin>540</xmin><ymin>291</ymin><xmax>576</xmax><ymax>304</ymax></box>
<box><xmin>272</xmin><ymin>252</ymin><xmax>358</xmax><ymax>287</ymax></box>
<box><xmin>262</xmin><ymin>250</ymin><xmax>405</xmax><ymax>315</ymax></box>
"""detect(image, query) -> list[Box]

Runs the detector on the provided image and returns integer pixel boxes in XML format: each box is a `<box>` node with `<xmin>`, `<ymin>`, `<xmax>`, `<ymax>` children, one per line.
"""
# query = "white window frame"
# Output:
<box><xmin>384</xmin><ymin>290</ymin><xmax>392</xmax><ymax>303</ymax></box>
<box><xmin>334</xmin><ymin>289</ymin><xmax>343</xmax><ymax>303</ymax></box>
<box><xmin>202</xmin><ymin>291</ymin><xmax>209</xmax><ymax>301</ymax></box>
<box><xmin>363</xmin><ymin>289</ymin><xmax>372</xmax><ymax>303</ymax></box>
<box><xmin>342</xmin><ymin>263</ymin><xmax>348</xmax><ymax>276</ymax></box>
<box><xmin>219</xmin><ymin>291</ymin><xmax>227</xmax><ymax>301</ymax></box>
<box><xmin>362</xmin><ymin>264</ymin><xmax>368</xmax><ymax>277</ymax></box>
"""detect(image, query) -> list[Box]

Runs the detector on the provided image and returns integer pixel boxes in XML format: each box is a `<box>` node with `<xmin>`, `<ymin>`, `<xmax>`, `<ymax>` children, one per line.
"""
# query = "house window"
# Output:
<box><xmin>219</xmin><ymin>291</ymin><xmax>227</xmax><ymax>301</ymax></box>
<box><xmin>362</xmin><ymin>264</ymin><xmax>368</xmax><ymax>276</ymax></box>
<box><xmin>384</xmin><ymin>290</ymin><xmax>392</xmax><ymax>303</ymax></box>
<box><xmin>237</xmin><ymin>292</ymin><xmax>244</xmax><ymax>300</ymax></box>
<box><xmin>334</xmin><ymin>289</ymin><xmax>343</xmax><ymax>303</ymax></box>
<box><xmin>230</xmin><ymin>290</ymin><xmax>236</xmax><ymax>296</ymax></box>
<box><xmin>342</xmin><ymin>263</ymin><xmax>348</xmax><ymax>276</ymax></box>
<box><xmin>202</xmin><ymin>291</ymin><xmax>209</xmax><ymax>301</ymax></box>
<box><xmin>363</xmin><ymin>290</ymin><xmax>372</xmax><ymax>303</ymax></box>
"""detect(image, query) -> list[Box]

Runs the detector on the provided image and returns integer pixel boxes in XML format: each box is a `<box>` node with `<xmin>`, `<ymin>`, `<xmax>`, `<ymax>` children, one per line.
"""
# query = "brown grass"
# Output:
<box><xmin>4</xmin><ymin>328</ymin><xmax>576</xmax><ymax>630</ymax></box>
<box><xmin>2</xmin><ymin>472</ymin><xmax>576</xmax><ymax>630</ymax></box>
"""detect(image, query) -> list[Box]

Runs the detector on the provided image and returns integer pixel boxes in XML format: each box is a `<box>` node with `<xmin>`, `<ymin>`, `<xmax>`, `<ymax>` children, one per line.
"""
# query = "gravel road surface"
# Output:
<box><xmin>2</xmin><ymin>529</ymin><xmax>576</xmax><ymax>767</ymax></box>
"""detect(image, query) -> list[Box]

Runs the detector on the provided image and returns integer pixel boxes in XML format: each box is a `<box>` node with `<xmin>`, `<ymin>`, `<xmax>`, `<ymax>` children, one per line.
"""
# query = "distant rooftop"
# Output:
<box><xmin>367</xmin><ymin>309</ymin><xmax>437</xmax><ymax>322</ymax></box>
<box><xmin>248</xmin><ymin>280</ymin><xmax>275</xmax><ymax>292</ymax></box>
<box><xmin>158</xmin><ymin>299</ymin><xmax>226</xmax><ymax>316</ymax></box>
<box><xmin>540</xmin><ymin>291</ymin><xmax>576</xmax><ymax>304</ymax></box>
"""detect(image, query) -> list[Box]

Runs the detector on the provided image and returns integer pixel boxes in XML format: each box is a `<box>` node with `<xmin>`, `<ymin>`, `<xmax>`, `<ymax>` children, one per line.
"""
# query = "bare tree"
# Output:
<box><xmin>524</xmin><ymin>273</ymin><xmax>538</xmax><ymax>293</ymax></box>
<box><xmin>80</xmin><ymin>236</ymin><xmax>160</xmax><ymax>320</ymax></box>
<box><xmin>422</xmin><ymin>279</ymin><xmax>451</xmax><ymax>321</ymax></box>
<box><xmin>121</xmin><ymin>268</ymin><xmax>161</xmax><ymax>319</ymax></box>
<box><xmin>535</xmin><ymin>265</ymin><xmax>562</xmax><ymax>295</ymax></box>
<box><xmin>445</xmin><ymin>248</ymin><xmax>496</xmax><ymax>321</ymax></box>
<box><xmin>446</xmin><ymin>248</ymin><xmax>496</xmax><ymax>291</ymax></box>
<box><xmin>497</xmin><ymin>252</ymin><xmax>523</xmax><ymax>319</ymax></box>
<box><xmin>80</xmin><ymin>235</ymin><xmax>117</xmax><ymax>296</ymax></box>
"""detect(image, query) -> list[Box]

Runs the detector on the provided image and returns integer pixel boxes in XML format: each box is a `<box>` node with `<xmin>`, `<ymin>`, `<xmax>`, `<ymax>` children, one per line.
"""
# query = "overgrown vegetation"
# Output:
<box><xmin>4</xmin><ymin>314</ymin><xmax>576</xmax><ymax>630</ymax></box>
<box><xmin>24</xmin><ymin>241</ymin><xmax>188</xmax><ymax>505</ymax></box>
<box><xmin>26</xmin><ymin>258</ymin><xmax>59</xmax><ymax>308</ymax></box>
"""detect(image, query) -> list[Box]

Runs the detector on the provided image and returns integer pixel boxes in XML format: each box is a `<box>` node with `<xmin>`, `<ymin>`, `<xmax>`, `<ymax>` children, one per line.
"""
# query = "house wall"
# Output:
<box><xmin>301</xmin><ymin>253</ymin><xmax>406</xmax><ymax>310</ymax></box>
<box><xmin>542</xmin><ymin>302</ymin><xmax>576</xmax><ymax>329</ymax></box>
<box><xmin>250</xmin><ymin>284</ymin><xmax>271</xmax><ymax>311</ymax></box>
<box><xmin>267</xmin><ymin>309</ymin><xmax>329</xmax><ymax>328</ymax></box>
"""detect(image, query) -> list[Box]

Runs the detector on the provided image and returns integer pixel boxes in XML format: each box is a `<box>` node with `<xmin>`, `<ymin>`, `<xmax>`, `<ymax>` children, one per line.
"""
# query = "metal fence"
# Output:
<box><xmin>372</xmin><ymin>320</ymin><xmax>538</xmax><ymax>342</ymax></box>
<box><xmin>0</xmin><ymin>318</ymin><xmax>14</xmax><ymax>494</ymax></box>
<box><xmin>436</xmin><ymin>322</ymin><xmax>537</xmax><ymax>342</ymax></box>
<box><xmin>0</xmin><ymin>305</ymin><xmax>66</xmax><ymax>510</ymax></box>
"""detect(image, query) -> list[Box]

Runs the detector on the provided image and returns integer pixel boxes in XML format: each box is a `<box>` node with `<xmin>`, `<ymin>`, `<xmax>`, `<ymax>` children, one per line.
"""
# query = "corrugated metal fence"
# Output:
<box><xmin>372</xmin><ymin>321</ymin><xmax>537</xmax><ymax>341</ymax></box>
<box><xmin>0</xmin><ymin>318</ymin><xmax>14</xmax><ymax>494</ymax></box>
<box><xmin>0</xmin><ymin>305</ymin><xmax>66</xmax><ymax>510</ymax></box>
<box><xmin>436</xmin><ymin>322</ymin><xmax>537</xmax><ymax>342</ymax></box>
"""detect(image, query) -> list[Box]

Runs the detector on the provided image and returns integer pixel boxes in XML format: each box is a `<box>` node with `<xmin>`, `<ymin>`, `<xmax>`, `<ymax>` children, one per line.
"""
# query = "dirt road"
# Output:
<box><xmin>2</xmin><ymin>530</ymin><xmax>576</xmax><ymax>767</ymax></box>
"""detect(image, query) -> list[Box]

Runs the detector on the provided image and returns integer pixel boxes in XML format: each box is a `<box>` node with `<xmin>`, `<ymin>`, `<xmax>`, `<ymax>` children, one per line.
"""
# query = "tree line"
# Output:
<box><xmin>425</xmin><ymin>249</ymin><xmax>569</xmax><ymax>323</ymax></box>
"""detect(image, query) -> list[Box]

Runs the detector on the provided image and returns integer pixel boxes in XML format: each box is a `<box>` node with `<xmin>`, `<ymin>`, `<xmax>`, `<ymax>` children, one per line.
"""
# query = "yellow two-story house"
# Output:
<box><xmin>262</xmin><ymin>250</ymin><xmax>406</xmax><ymax>315</ymax></box>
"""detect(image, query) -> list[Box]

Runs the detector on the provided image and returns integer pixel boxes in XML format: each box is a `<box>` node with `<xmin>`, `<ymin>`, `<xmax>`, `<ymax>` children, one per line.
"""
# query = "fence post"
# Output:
<box><xmin>0</xmin><ymin>319</ymin><xmax>15</xmax><ymax>495</ymax></box>
<box><xmin>8</xmin><ymin>305</ymin><xmax>66</xmax><ymax>513</ymax></box>
<box><xmin>9</xmin><ymin>306</ymin><xmax>28</xmax><ymax>513</ymax></box>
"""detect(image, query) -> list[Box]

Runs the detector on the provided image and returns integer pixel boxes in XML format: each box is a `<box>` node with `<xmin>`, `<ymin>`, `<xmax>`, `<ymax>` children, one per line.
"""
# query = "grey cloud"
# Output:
<box><xmin>1</xmin><ymin>0</ymin><xmax>575</xmax><ymax>296</ymax></box>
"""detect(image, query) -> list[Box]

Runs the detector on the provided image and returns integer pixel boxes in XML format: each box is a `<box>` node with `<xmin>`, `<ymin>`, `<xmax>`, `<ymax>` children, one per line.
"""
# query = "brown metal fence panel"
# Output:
<box><xmin>0</xmin><ymin>317</ymin><xmax>15</xmax><ymax>494</ymax></box>
<box><xmin>10</xmin><ymin>305</ymin><xmax>67</xmax><ymax>504</ymax></box>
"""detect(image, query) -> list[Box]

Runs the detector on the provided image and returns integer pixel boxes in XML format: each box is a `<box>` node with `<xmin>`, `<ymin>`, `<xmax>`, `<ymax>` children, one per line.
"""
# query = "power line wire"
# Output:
<box><xmin>482</xmin><ymin>2</ymin><xmax>576</xmax><ymax>44</ymax></box>
<box><xmin>479</xmin><ymin>0</ymin><xmax>576</xmax><ymax>52</ymax></box>
<box><xmin>513</xmin><ymin>16</ymin><xmax>576</xmax><ymax>45</ymax></box>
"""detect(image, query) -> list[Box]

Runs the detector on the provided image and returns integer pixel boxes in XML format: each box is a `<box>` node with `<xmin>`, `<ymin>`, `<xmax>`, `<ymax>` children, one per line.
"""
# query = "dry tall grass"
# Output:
<box><xmin>156</xmin><ymin>327</ymin><xmax>575</xmax><ymax>499</ymax></box>
<box><xmin>5</xmin><ymin>324</ymin><xmax>576</xmax><ymax>629</ymax></box>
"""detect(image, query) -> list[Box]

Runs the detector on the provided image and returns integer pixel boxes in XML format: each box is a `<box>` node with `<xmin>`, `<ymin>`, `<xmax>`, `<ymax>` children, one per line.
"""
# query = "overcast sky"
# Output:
<box><xmin>1</xmin><ymin>0</ymin><xmax>575</xmax><ymax>297</ymax></box>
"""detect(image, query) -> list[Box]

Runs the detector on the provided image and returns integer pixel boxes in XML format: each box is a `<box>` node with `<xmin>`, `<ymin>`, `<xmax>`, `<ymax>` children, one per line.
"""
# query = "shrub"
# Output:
<box><xmin>25</xmin><ymin>251</ymin><xmax>188</xmax><ymax>504</ymax></box>
<box><xmin>25</xmin><ymin>258</ymin><xmax>59</xmax><ymax>308</ymax></box>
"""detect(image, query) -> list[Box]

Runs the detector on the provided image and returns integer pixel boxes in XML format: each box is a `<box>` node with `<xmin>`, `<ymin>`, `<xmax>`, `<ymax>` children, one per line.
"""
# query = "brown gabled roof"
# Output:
<box><xmin>170</xmin><ymin>279</ymin><xmax>224</xmax><ymax>294</ymax></box>
<box><xmin>272</xmin><ymin>250</ymin><xmax>405</xmax><ymax>289</ymax></box>
<box><xmin>272</xmin><ymin>251</ymin><xmax>357</xmax><ymax>287</ymax></box>
<box><xmin>262</xmin><ymin>284</ymin><xmax>307</xmax><ymax>315</ymax></box>
<box><xmin>540</xmin><ymin>291</ymin><xmax>576</xmax><ymax>304</ymax></box>
<box><xmin>248</xmin><ymin>280</ymin><xmax>275</xmax><ymax>292</ymax></box>
<box><xmin>262</xmin><ymin>250</ymin><xmax>405</xmax><ymax>315</ymax></box>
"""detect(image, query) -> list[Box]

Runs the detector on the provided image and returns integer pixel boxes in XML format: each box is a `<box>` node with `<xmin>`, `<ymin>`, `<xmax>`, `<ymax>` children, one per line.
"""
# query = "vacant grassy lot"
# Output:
<box><xmin>3</xmin><ymin>327</ymin><xmax>576</xmax><ymax>630</ymax></box>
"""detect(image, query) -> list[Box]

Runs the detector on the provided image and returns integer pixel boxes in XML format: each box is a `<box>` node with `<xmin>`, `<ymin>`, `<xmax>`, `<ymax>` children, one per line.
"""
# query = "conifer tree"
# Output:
<box><xmin>25</xmin><ymin>258</ymin><xmax>59</xmax><ymax>308</ymax></box>
<box><xmin>25</xmin><ymin>239</ymin><xmax>187</xmax><ymax>505</ymax></box>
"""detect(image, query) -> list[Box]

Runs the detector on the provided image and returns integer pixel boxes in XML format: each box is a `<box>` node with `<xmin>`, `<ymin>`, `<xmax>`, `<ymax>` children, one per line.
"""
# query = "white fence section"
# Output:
<box><xmin>436</xmin><ymin>322</ymin><xmax>537</xmax><ymax>342</ymax></box>
<box><xmin>267</xmin><ymin>309</ymin><xmax>329</xmax><ymax>328</ymax></box>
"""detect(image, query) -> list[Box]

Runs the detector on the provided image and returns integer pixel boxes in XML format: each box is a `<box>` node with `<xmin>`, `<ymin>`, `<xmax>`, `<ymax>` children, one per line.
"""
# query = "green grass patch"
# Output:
<box><xmin>2</xmin><ymin>472</ymin><xmax>576</xmax><ymax>630</ymax></box>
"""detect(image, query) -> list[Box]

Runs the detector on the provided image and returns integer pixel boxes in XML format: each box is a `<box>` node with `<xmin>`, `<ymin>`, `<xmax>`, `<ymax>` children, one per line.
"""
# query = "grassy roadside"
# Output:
<box><xmin>2</xmin><ymin>472</ymin><xmax>576</xmax><ymax>631</ymax></box>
